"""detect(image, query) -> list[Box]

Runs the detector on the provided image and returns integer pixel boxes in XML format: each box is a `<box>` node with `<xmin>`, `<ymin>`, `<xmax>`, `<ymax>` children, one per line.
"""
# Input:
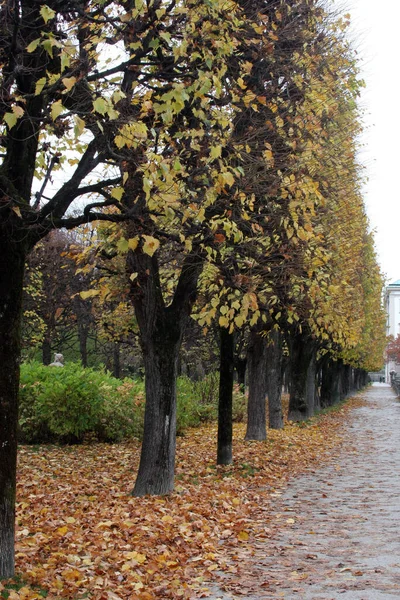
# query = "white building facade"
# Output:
<box><xmin>385</xmin><ymin>280</ymin><xmax>400</xmax><ymax>381</ymax></box>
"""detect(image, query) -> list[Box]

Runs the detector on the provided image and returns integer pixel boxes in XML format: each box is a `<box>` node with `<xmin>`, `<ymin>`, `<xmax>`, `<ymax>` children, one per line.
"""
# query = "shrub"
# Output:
<box><xmin>19</xmin><ymin>362</ymin><xmax>144</xmax><ymax>443</ymax></box>
<box><xmin>176</xmin><ymin>373</ymin><xmax>247</xmax><ymax>434</ymax></box>
<box><xmin>19</xmin><ymin>364</ymin><xmax>247</xmax><ymax>444</ymax></box>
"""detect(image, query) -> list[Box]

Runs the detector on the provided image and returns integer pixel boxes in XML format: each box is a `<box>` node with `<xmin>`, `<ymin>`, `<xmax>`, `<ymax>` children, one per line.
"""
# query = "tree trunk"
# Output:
<box><xmin>217</xmin><ymin>327</ymin><xmax>234</xmax><ymax>465</ymax></box>
<box><xmin>245</xmin><ymin>330</ymin><xmax>267</xmax><ymax>440</ymax></box>
<box><xmin>42</xmin><ymin>335</ymin><xmax>52</xmax><ymax>365</ymax></box>
<box><xmin>129</xmin><ymin>250</ymin><xmax>203</xmax><ymax>496</ymax></box>
<box><xmin>266</xmin><ymin>329</ymin><xmax>284</xmax><ymax>429</ymax></box>
<box><xmin>235</xmin><ymin>356</ymin><xmax>247</xmax><ymax>392</ymax></box>
<box><xmin>320</xmin><ymin>358</ymin><xmax>341</xmax><ymax>407</ymax></box>
<box><xmin>306</xmin><ymin>348</ymin><xmax>317</xmax><ymax>413</ymax></box>
<box><xmin>78</xmin><ymin>323</ymin><xmax>89</xmax><ymax>368</ymax></box>
<box><xmin>113</xmin><ymin>343</ymin><xmax>120</xmax><ymax>379</ymax></box>
<box><xmin>0</xmin><ymin>239</ymin><xmax>26</xmax><ymax>579</ymax></box>
<box><xmin>132</xmin><ymin>329</ymin><xmax>180</xmax><ymax>496</ymax></box>
<box><xmin>287</xmin><ymin>332</ymin><xmax>316</xmax><ymax>422</ymax></box>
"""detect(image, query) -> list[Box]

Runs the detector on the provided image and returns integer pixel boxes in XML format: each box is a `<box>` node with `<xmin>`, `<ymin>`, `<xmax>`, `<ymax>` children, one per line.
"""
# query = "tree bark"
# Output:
<box><xmin>245</xmin><ymin>330</ymin><xmax>267</xmax><ymax>440</ymax></box>
<box><xmin>42</xmin><ymin>335</ymin><xmax>52</xmax><ymax>365</ymax></box>
<box><xmin>266</xmin><ymin>329</ymin><xmax>284</xmax><ymax>429</ymax></box>
<box><xmin>235</xmin><ymin>356</ymin><xmax>247</xmax><ymax>392</ymax></box>
<box><xmin>113</xmin><ymin>343</ymin><xmax>120</xmax><ymax>379</ymax></box>
<box><xmin>0</xmin><ymin>236</ymin><xmax>26</xmax><ymax>579</ymax></box>
<box><xmin>78</xmin><ymin>323</ymin><xmax>89</xmax><ymax>368</ymax></box>
<box><xmin>287</xmin><ymin>332</ymin><xmax>317</xmax><ymax>422</ymax></box>
<box><xmin>133</xmin><ymin>327</ymin><xmax>180</xmax><ymax>496</ymax></box>
<box><xmin>129</xmin><ymin>250</ymin><xmax>203</xmax><ymax>496</ymax></box>
<box><xmin>217</xmin><ymin>327</ymin><xmax>234</xmax><ymax>465</ymax></box>
<box><xmin>320</xmin><ymin>358</ymin><xmax>341</xmax><ymax>407</ymax></box>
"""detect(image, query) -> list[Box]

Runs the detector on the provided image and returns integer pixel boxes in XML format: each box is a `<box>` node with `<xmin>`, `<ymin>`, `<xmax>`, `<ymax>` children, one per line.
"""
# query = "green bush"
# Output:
<box><xmin>19</xmin><ymin>362</ymin><xmax>144</xmax><ymax>443</ymax></box>
<box><xmin>176</xmin><ymin>373</ymin><xmax>247</xmax><ymax>434</ymax></box>
<box><xmin>19</xmin><ymin>363</ymin><xmax>247</xmax><ymax>444</ymax></box>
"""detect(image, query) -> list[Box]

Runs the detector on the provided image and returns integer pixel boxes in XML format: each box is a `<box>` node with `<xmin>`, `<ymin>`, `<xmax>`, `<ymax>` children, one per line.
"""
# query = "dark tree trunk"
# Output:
<box><xmin>341</xmin><ymin>363</ymin><xmax>352</xmax><ymax>399</ymax></box>
<box><xmin>42</xmin><ymin>335</ymin><xmax>52</xmax><ymax>365</ymax></box>
<box><xmin>129</xmin><ymin>250</ymin><xmax>203</xmax><ymax>496</ymax></box>
<box><xmin>320</xmin><ymin>358</ymin><xmax>341</xmax><ymax>407</ymax></box>
<box><xmin>306</xmin><ymin>348</ymin><xmax>317</xmax><ymax>413</ymax></box>
<box><xmin>133</xmin><ymin>329</ymin><xmax>180</xmax><ymax>496</ymax></box>
<box><xmin>235</xmin><ymin>356</ymin><xmax>247</xmax><ymax>392</ymax></box>
<box><xmin>78</xmin><ymin>323</ymin><xmax>89</xmax><ymax>368</ymax></box>
<box><xmin>217</xmin><ymin>327</ymin><xmax>234</xmax><ymax>465</ymax></box>
<box><xmin>113</xmin><ymin>343</ymin><xmax>120</xmax><ymax>379</ymax></box>
<box><xmin>266</xmin><ymin>329</ymin><xmax>284</xmax><ymax>430</ymax></box>
<box><xmin>0</xmin><ymin>237</ymin><xmax>26</xmax><ymax>579</ymax></box>
<box><xmin>287</xmin><ymin>332</ymin><xmax>317</xmax><ymax>422</ymax></box>
<box><xmin>245</xmin><ymin>330</ymin><xmax>267</xmax><ymax>440</ymax></box>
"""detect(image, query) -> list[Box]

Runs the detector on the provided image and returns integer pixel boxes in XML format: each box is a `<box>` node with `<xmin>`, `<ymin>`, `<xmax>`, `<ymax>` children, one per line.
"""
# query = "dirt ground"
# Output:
<box><xmin>206</xmin><ymin>384</ymin><xmax>400</xmax><ymax>599</ymax></box>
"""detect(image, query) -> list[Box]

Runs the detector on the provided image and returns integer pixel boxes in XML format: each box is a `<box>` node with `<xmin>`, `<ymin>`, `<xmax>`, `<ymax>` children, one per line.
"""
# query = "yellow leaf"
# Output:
<box><xmin>56</xmin><ymin>525</ymin><xmax>68</xmax><ymax>536</ymax></box>
<box><xmin>12</xmin><ymin>105</ymin><xmax>24</xmax><ymax>118</ymax></box>
<box><xmin>238</xmin><ymin>531</ymin><xmax>249</xmax><ymax>541</ymax></box>
<box><xmin>35</xmin><ymin>77</ymin><xmax>47</xmax><ymax>96</ymax></box>
<box><xmin>4</xmin><ymin>112</ymin><xmax>17</xmax><ymax>129</ymax></box>
<box><xmin>221</xmin><ymin>172</ymin><xmax>235</xmax><ymax>187</ymax></box>
<box><xmin>51</xmin><ymin>100</ymin><xmax>64</xmax><ymax>121</ymax></box>
<box><xmin>62</xmin><ymin>76</ymin><xmax>77</xmax><ymax>92</ymax></box>
<box><xmin>142</xmin><ymin>235</ymin><xmax>160</xmax><ymax>257</ymax></box>
<box><xmin>125</xmin><ymin>551</ymin><xmax>147</xmax><ymax>564</ymax></box>
<box><xmin>111</xmin><ymin>187</ymin><xmax>124</xmax><ymax>201</ymax></box>
<box><xmin>234</xmin><ymin>315</ymin><xmax>245</xmax><ymax>328</ymax></box>
<box><xmin>161</xmin><ymin>515</ymin><xmax>174</xmax><ymax>524</ymax></box>
<box><xmin>74</xmin><ymin>116</ymin><xmax>85</xmax><ymax>137</ymax></box>
<box><xmin>128</xmin><ymin>237</ymin><xmax>139</xmax><ymax>251</ymax></box>
<box><xmin>219</xmin><ymin>316</ymin><xmax>229</xmax><ymax>328</ymax></box>
<box><xmin>93</xmin><ymin>97</ymin><xmax>107</xmax><ymax>115</ymax></box>
<box><xmin>26</xmin><ymin>38</ymin><xmax>41</xmax><ymax>53</ymax></box>
<box><xmin>80</xmin><ymin>290</ymin><xmax>100</xmax><ymax>299</ymax></box>
<box><xmin>210</xmin><ymin>145</ymin><xmax>222</xmax><ymax>159</ymax></box>
<box><xmin>12</xmin><ymin>206</ymin><xmax>22</xmax><ymax>218</ymax></box>
<box><xmin>40</xmin><ymin>4</ymin><xmax>56</xmax><ymax>23</ymax></box>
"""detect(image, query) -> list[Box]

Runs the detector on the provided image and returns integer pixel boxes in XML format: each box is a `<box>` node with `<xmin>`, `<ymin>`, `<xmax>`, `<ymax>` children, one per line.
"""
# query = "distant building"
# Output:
<box><xmin>385</xmin><ymin>280</ymin><xmax>400</xmax><ymax>381</ymax></box>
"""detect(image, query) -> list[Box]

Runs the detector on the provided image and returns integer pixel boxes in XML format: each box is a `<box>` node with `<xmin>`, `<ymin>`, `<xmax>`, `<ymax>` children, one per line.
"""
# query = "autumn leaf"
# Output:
<box><xmin>142</xmin><ymin>235</ymin><xmax>160</xmax><ymax>257</ymax></box>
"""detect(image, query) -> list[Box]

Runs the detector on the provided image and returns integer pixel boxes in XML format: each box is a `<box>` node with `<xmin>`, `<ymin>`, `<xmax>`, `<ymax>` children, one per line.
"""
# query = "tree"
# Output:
<box><xmin>2</xmin><ymin>0</ymin><xmax>250</xmax><ymax>577</ymax></box>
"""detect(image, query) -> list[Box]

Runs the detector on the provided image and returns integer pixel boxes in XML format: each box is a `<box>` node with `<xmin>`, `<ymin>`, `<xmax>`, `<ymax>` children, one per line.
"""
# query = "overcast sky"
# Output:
<box><xmin>346</xmin><ymin>0</ymin><xmax>400</xmax><ymax>284</ymax></box>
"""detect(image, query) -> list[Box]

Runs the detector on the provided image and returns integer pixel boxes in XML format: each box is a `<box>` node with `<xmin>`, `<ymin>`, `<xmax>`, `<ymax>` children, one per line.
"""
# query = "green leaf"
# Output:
<box><xmin>210</xmin><ymin>145</ymin><xmax>222</xmax><ymax>159</ymax></box>
<box><xmin>4</xmin><ymin>112</ymin><xmax>17</xmax><ymax>129</ymax></box>
<box><xmin>40</xmin><ymin>5</ymin><xmax>56</xmax><ymax>23</ymax></box>
<box><xmin>26</xmin><ymin>38</ymin><xmax>41</xmax><ymax>53</ymax></box>
<box><xmin>93</xmin><ymin>97</ymin><xmax>107</xmax><ymax>115</ymax></box>
<box><xmin>117</xmin><ymin>238</ymin><xmax>129</xmax><ymax>253</ymax></box>
<box><xmin>35</xmin><ymin>77</ymin><xmax>47</xmax><ymax>95</ymax></box>
<box><xmin>74</xmin><ymin>116</ymin><xmax>85</xmax><ymax>137</ymax></box>
<box><xmin>51</xmin><ymin>100</ymin><xmax>64</xmax><ymax>121</ymax></box>
<box><xmin>42</xmin><ymin>39</ymin><xmax>54</xmax><ymax>57</ymax></box>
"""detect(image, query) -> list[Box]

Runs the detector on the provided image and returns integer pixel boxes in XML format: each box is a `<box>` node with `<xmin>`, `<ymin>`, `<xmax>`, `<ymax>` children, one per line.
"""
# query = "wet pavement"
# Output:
<box><xmin>207</xmin><ymin>384</ymin><xmax>400</xmax><ymax>599</ymax></box>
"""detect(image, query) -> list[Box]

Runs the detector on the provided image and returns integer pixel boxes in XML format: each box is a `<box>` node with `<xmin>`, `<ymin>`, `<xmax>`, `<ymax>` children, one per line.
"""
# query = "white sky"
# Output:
<box><xmin>347</xmin><ymin>0</ymin><xmax>400</xmax><ymax>284</ymax></box>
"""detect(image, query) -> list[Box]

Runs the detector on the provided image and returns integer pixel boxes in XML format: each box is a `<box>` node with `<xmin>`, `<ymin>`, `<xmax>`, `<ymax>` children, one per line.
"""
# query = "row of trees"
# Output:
<box><xmin>0</xmin><ymin>0</ymin><xmax>386</xmax><ymax>579</ymax></box>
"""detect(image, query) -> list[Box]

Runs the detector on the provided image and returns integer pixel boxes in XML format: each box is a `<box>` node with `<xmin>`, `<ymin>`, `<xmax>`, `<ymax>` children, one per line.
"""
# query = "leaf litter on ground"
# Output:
<box><xmin>3</xmin><ymin>395</ymin><xmax>366</xmax><ymax>599</ymax></box>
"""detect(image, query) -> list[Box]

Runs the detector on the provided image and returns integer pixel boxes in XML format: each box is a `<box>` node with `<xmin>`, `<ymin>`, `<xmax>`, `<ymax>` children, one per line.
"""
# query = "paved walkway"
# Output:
<box><xmin>208</xmin><ymin>384</ymin><xmax>400</xmax><ymax>599</ymax></box>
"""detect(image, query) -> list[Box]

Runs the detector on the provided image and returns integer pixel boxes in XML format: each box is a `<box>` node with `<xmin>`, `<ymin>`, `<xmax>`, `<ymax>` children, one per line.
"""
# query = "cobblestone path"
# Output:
<box><xmin>207</xmin><ymin>384</ymin><xmax>400</xmax><ymax>599</ymax></box>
